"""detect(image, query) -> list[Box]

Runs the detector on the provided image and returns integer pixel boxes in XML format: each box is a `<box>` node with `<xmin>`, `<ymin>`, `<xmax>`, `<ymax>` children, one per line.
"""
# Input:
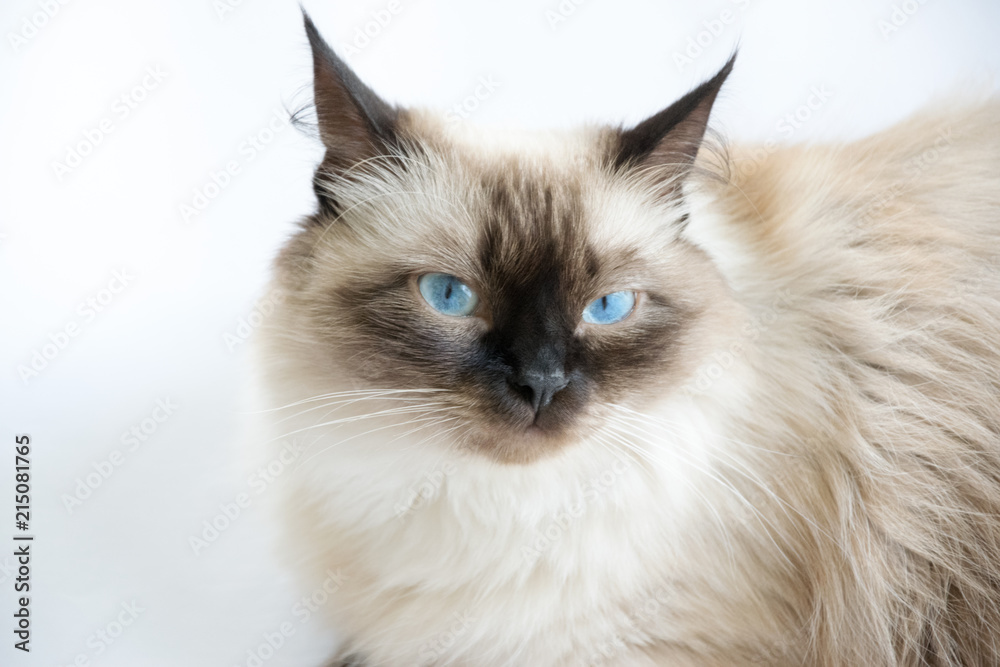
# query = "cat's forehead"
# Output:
<box><xmin>409</xmin><ymin>117</ymin><xmax>676</xmax><ymax>285</ymax></box>
<box><xmin>315</xmin><ymin>115</ymin><xmax>687</xmax><ymax>295</ymax></box>
<box><xmin>471</xmin><ymin>167</ymin><xmax>601</xmax><ymax>295</ymax></box>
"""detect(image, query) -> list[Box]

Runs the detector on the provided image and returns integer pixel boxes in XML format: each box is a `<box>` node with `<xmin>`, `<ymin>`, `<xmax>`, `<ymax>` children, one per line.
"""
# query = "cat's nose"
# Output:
<box><xmin>510</xmin><ymin>369</ymin><xmax>569</xmax><ymax>416</ymax></box>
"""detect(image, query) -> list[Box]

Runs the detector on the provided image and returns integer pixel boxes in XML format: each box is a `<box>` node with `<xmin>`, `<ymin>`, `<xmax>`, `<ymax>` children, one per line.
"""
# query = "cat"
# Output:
<box><xmin>254</xmin><ymin>12</ymin><xmax>1000</xmax><ymax>666</ymax></box>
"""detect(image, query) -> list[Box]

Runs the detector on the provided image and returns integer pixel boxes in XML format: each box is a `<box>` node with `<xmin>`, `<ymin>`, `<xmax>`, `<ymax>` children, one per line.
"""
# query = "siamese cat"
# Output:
<box><xmin>255</xmin><ymin>13</ymin><xmax>1000</xmax><ymax>666</ymax></box>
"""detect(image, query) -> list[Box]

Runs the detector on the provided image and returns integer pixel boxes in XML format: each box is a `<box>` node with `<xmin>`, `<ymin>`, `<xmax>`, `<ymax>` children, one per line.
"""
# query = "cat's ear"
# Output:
<box><xmin>303</xmin><ymin>12</ymin><xmax>400</xmax><ymax>211</ymax></box>
<box><xmin>611</xmin><ymin>54</ymin><xmax>735</xmax><ymax>190</ymax></box>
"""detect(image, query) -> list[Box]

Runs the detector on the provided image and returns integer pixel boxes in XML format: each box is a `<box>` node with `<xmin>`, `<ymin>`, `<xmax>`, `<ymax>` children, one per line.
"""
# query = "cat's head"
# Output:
<box><xmin>268</xmin><ymin>14</ymin><xmax>739</xmax><ymax>464</ymax></box>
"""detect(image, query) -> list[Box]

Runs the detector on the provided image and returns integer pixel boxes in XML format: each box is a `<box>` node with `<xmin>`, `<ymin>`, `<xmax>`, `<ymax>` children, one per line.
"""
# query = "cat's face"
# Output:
<box><xmin>269</xmin><ymin>17</ymin><xmax>738</xmax><ymax>463</ymax></box>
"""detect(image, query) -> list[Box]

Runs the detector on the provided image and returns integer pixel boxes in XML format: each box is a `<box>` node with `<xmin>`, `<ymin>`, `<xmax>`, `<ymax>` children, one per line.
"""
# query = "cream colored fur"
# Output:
<box><xmin>256</xmin><ymin>99</ymin><xmax>1000</xmax><ymax>666</ymax></box>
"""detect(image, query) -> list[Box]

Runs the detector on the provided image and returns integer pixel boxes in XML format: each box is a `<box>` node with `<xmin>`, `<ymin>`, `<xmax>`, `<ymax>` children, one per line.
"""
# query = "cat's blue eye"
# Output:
<box><xmin>582</xmin><ymin>291</ymin><xmax>636</xmax><ymax>325</ymax></box>
<box><xmin>418</xmin><ymin>273</ymin><xmax>479</xmax><ymax>317</ymax></box>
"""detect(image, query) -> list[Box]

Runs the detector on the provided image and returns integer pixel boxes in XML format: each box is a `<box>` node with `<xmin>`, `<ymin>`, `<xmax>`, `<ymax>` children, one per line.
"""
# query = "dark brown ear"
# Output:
<box><xmin>303</xmin><ymin>12</ymin><xmax>400</xmax><ymax>213</ymax></box>
<box><xmin>612</xmin><ymin>54</ymin><xmax>734</xmax><ymax>190</ymax></box>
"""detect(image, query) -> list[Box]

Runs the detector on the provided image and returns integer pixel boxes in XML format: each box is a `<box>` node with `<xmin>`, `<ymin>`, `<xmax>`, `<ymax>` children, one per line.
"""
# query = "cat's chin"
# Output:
<box><xmin>461</xmin><ymin>421</ymin><xmax>580</xmax><ymax>465</ymax></box>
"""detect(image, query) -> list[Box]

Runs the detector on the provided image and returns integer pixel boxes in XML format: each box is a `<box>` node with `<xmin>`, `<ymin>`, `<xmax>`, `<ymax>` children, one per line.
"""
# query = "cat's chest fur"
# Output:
<box><xmin>277</xmin><ymin>395</ymin><xmax>766</xmax><ymax>666</ymax></box>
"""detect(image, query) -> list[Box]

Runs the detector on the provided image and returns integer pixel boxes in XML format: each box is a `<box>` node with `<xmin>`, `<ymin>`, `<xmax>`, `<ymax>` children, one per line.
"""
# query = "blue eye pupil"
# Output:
<box><xmin>583</xmin><ymin>291</ymin><xmax>635</xmax><ymax>324</ymax></box>
<box><xmin>418</xmin><ymin>273</ymin><xmax>479</xmax><ymax>317</ymax></box>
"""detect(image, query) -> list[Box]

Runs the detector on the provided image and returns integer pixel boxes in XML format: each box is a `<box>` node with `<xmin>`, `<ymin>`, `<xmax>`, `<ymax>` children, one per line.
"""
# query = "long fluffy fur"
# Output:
<box><xmin>256</xmin><ymin>98</ymin><xmax>1000</xmax><ymax>666</ymax></box>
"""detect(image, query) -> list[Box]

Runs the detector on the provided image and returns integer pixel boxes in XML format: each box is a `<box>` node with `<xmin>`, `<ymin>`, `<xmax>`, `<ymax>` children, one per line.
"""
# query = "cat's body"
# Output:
<box><xmin>257</xmin><ymin>15</ymin><xmax>1000</xmax><ymax>667</ymax></box>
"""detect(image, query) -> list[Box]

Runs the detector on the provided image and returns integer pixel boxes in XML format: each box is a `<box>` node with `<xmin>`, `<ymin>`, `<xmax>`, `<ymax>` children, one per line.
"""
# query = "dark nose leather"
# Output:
<box><xmin>511</xmin><ymin>368</ymin><xmax>569</xmax><ymax>415</ymax></box>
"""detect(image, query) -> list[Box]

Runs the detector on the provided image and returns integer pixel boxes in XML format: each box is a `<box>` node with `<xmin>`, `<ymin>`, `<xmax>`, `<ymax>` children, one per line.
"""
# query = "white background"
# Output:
<box><xmin>1</xmin><ymin>0</ymin><xmax>998</xmax><ymax>665</ymax></box>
